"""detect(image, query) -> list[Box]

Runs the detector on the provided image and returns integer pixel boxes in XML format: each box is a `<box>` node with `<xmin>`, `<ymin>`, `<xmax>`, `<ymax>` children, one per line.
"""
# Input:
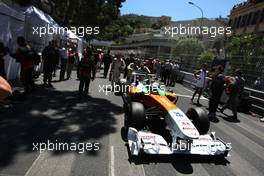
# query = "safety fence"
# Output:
<box><xmin>177</xmin><ymin>54</ymin><xmax>264</xmax><ymax>90</ymax></box>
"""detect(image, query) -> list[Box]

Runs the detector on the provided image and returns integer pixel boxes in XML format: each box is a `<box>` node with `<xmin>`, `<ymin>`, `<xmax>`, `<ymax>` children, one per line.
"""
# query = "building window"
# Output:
<box><xmin>236</xmin><ymin>16</ymin><xmax>242</xmax><ymax>28</ymax></box>
<box><xmin>233</xmin><ymin>17</ymin><xmax>238</xmax><ymax>29</ymax></box>
<box><xmin>251</xmin><ymin>10</ymin><xmax>260</xmax><ymax>25</ymax></box>
<box><xmin>260</xmin><ymin>9</ymin><xmax>264</xmax><ymax>23</ymax></box>
<box><xmin>240</xmin><ymin>15</ymin><xmax>248</xmax><ymax>27</ymax></box>
<box><xmin>228</xmin><ymin>19</ymin><xmax>233</xmax><ymax>26</ymax></box>
<box><xmin>247</xmin><ymin>12</ymin><xmax>252</xmax><ymax>25</ymax></box>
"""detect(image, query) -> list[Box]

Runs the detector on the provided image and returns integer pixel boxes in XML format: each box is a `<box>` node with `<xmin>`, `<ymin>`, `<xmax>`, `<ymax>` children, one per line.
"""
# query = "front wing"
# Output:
<box><xmin>128</xmin><ymin>128</ymin><xmax>231</xmax><ymax>156</ymax></box>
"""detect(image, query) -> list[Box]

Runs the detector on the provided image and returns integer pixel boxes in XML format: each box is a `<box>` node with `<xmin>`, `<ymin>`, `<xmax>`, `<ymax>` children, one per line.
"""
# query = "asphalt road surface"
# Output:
<box><xmin>0</xmin><ymin>70</ymin><xmax>263</xmax><ymax>176</ymax></box>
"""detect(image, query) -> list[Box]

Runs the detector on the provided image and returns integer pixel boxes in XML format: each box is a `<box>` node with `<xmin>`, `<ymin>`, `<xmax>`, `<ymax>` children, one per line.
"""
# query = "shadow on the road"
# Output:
<box><xmin>0</xmin><ymin>86</ymin><xmax>122</xmax><ymax>168</ymax></box>
<box><xmin>126</xmin><ymin>140</ymin><xmax>230</xmax><ymax>175</ymax></box>
<box><xmin>219</xmin><ymin>115</ymin><xmax>241</xmax><ymax>123</ymax></box>
<box><xmin>129</xmin><ymin>152</ymin><xmax>230</xmax><ymax>174</ymax></box>
<box><xmin>209</xmin><ymin>116</ymin><xmax>220</xmax><ymax>123</ymax></box>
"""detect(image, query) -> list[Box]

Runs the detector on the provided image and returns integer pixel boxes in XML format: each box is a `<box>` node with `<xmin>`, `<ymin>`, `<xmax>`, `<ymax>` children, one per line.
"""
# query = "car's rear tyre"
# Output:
<box><xmin>186</xmin><ymin>107</ymin><xmax>209</xmax><ymax>135</ymax></box>
<box><xmin>128</xmin><ymin>102</ymin><xmax>145</xmax><ymax>130</ymax></box>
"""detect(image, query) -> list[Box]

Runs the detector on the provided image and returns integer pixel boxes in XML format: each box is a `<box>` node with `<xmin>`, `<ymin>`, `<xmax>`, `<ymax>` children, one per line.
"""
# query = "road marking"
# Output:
<box><xmin>176</xmin><ymin>94</ymin><xmax>207</xmax><ymax>100</ymax></box>
<box><xmin>181</xmin><ymin>87</ymin><xmax>208</xmax><ymax>100</ymax></box>
<box><xmin>183</xmin><ymin>87</ymin><xmax>194</xmax><ymax>93</ymax></box>
<box><xmin>109</xmin><ymin>146</ymin><xmax>115</xmax><ymax>176</ymax></box>
<box><xmin>24</xmin><ymin>153</ymin><xmax>41</xmax><ymax>176</ymax></box>
<box><xmin>141</xmin><ymin>165</ymin><xmax>146</xmax><ymax>176</ymax></box>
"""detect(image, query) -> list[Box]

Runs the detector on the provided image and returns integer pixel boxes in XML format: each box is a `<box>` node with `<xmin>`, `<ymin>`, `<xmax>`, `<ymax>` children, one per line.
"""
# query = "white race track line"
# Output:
<box><xmin>141</xmin><ymin>165</ymin><xmax>146</xmax><ymax>176</ymax></box>
<box><xmin>176</xmin><ymin>94</ymin><xmax>208</xmax><ymax>100</ymax></box>
<box><xmin>109</xmin><ymin>146</ymin><xmax>115</xmax><ymax>176</ymax></box>
<box><xmin>24</xmin><ymin>153</ymin><xmax>41</xmax><ymax>176</ymax></box>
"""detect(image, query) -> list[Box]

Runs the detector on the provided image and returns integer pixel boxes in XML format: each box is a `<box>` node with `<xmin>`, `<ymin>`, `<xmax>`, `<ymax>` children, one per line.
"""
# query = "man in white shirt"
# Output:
<box><xmin>191</xmin><ymin>63</ymin><xmax>208</xmax><ymax>106</ymax></box>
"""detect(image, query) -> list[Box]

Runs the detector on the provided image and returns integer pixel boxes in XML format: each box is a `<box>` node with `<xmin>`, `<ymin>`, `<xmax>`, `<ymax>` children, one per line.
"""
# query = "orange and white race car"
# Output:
<box><xmin>121</xmin><ymin>72</ymin><xmax>231</xmax><ymax>157</ymax></box>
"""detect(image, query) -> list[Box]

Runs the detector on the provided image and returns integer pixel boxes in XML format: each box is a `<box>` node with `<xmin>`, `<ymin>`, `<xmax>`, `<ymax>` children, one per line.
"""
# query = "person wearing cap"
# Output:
<box><xmin>191</xmin><ymin>63</ymin><xmax>208</xmax><ymax>106</ymax></box>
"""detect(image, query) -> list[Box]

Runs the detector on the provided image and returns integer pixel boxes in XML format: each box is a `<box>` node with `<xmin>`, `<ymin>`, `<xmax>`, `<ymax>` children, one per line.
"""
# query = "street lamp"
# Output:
<box><xmin>188</xmin><ymin>2</ymin><xmax>204</xmax><ymax>20</ymax></box>
<box><xmin>188</xmin><ymin>1</ymin><xmax>204</xmax><ymax>38</ymax></box>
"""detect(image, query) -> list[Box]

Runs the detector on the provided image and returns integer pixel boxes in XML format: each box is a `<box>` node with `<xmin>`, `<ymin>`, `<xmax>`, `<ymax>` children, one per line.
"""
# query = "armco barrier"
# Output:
<box><xmin>179</xmin><ymin>71</ymin><xmax>264</xmax><ymax>116</ymax></box>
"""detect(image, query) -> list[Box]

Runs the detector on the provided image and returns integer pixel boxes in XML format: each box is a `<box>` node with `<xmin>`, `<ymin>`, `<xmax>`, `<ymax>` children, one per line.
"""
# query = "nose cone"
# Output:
<box><xmin>167</xmin><ymin>109</ymin><xmax>200</xmax><ymax>140</ymax></box>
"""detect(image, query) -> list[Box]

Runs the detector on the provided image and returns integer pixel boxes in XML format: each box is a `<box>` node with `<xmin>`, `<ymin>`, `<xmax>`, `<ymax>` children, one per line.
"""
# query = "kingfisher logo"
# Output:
<box><xmin>174</xmin><ymin>112</ymin><xmax>184</xmax><ymax>117</ymax></box>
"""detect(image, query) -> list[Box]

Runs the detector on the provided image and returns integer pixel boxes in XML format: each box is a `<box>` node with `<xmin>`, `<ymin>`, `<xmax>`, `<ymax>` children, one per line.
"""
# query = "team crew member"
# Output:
<box><xmin>103</xmin><ymin>50</ymin><xmax>112</xmax><ymax>78</ymax></box>
<box><xmin>42</xmin><ymin>40</ymin><xmax>60</xmax><ymax>87</ymax></box>
<box><xmin>169</xmin><ymin>61</ymin><xmax>180</xmax><ymax>87</ymax></box>
<box><xmin>126</xmin><ymin>61</ymin><xmax>140</xmax><ymax>83</ymax></box>
<box><xmin>77</xmin><ymin>47</ymin><xmax>96</xmax><ymax>98</ymax></box>
<box><xmin>191</xmin><ymin>63</ymin><xmax>208</xmax><ymax>106</ymax></box>
<box><xmin>163</xmin><ymin>60</ymin><xmax>172</xmax><ymax>86</ymax></box>
<box><xmin>208</xmin><ymin>65</ymin><xmax>225</xmax><ymax>119</ymax></box>
<box><xmin>110</xmin><ymin>54</ymin><xmax>126</xmax><ymax>86</ymax></box>
<box><xmin>138</xmin><ymin>62</ymin><xmax>151</xmax><ymax>74</ymax></box>
<box><xmin>220</xmin><ymin>69</ymin><xmax>245</xmax><ymax>120</ymax></box>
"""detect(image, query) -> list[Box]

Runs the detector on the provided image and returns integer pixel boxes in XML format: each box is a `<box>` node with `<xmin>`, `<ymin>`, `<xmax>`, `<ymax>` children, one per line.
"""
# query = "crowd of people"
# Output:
<box><xmin>190</xmin><ymin>63</ymin><xmax>246</xmax><ymax>120</ymax></box>
<box><xmin>0</xmin><ymin>39</ymin><xmax>264</xmax><ymax>122</ymax></box>
<box><xmin>109</xmin><ymin>56</ymin><xmax>181</xmax><ymax>88</ymax></box>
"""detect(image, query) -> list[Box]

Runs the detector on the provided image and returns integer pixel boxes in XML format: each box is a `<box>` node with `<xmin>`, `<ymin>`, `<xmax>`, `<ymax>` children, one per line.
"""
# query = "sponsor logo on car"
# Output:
<box><xmin>174</xmin><ymin>112</ymin><xmax>184</xmax><ymax>117</ymax></box>
<box><xmin>141</xmin><ymin>135</ymin><xmax>156</xmax><ymax>139</ymax></box>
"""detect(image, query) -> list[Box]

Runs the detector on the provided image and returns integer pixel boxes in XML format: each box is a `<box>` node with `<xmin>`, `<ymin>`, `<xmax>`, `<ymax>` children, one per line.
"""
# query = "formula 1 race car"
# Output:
<box><xmin>121</xmin><ymin>72</ymin><xmax>231</xmax><ymax>157</ymax></box>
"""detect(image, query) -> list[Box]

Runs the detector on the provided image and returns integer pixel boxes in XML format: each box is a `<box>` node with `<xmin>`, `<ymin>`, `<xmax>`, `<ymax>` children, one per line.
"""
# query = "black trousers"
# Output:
<box><xmin>43</xmin><ymin>63</ymin><xmax>53</xmax><ymax>84</ymax></box>
<box><xmin>60</xmin><ymin>59</ymin><xmax>67</xmax><ymax>81</ymax></box>
<box><xmin>164</xmin><ymin>70</ymin><xmax>171</xmax><ymax>86</ymax></box>
<box><xmin>209</xmin><ymin>95</ymin><xmax>221</xmax><ymax>114</ymax></box>
<box><xmin>79</xmin><ymin>78</ymin><xmax>91</xmax><ymax>96</ymax></box>
<box><xmin>22</xmin><ymin>67</ymin><xmax>34</xmax><ymax>93</ymax></box>
<box><xmin>104</xmin><ymin>63</ymin><xmax>110</xmax><ymax>78</ymax></box>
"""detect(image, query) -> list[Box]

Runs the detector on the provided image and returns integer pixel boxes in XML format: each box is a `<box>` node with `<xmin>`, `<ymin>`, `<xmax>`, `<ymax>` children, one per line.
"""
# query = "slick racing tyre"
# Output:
<box><xmin>128</xmin><ymin>102</ymin><xmax>145</xmax><ymax>130</ymax></box>
<box><xmin>186</xmin><ymin>107</ymin><xmax>209</xmax><ymax>135</ymax></box>
<box><xmin>121</xmin><ymin>126</ymin><xmax>128</xmax><ymax>142</ymax></box>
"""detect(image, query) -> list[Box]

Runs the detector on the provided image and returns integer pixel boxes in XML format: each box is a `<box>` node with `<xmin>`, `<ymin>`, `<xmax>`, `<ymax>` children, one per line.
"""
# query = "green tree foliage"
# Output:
<box><xmin>226</xmin><ymin>33</ymin><xmax>264</xmax><ymax>63</ymax></box>
<box><xmin>151</xmin><ymin>16</ymin><xmax>171</xmax><ymax>29</ymax></box>
<box><xmin>173</xmin><ymin>39</ymin><xmax>204</xmax><ymax>56</ymax></box>
<box><xmin>14</xmin><ymin>0</ymin><xmax>125</xmax><ymax>40</ymax></box>
<box><xmin>198</xmin><ymin>50</ymin><xmax>214</xmax><ymax>66</ymax></box>
<box><xmin>99</xmin><ymin>15</ymin><xmax>134</xmax><ymax>41</ymax></box>
<box><xmin>14</xmin><ymin>1</ymin><xmax>171</xmax><ymax>41</ymax></box>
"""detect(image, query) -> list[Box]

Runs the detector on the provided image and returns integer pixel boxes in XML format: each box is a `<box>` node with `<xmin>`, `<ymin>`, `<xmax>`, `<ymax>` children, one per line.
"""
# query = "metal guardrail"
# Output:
<box><xmin>179</xmin><ymin>71</ymin><xmax>264</xmax><ymax>116</ymax></box>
